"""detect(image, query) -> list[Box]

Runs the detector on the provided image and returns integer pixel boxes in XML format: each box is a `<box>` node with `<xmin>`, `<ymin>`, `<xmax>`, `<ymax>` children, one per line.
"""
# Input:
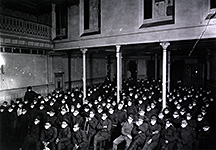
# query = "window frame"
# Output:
<box><xmin>139</xmin><ymin>0</ymin><xmax>174</xmax><ymax>28</ymax></box>
<box><xmin>80</xmin><ymin>0</ymin><xmax>101</xmax><ymax>36</ymax></box>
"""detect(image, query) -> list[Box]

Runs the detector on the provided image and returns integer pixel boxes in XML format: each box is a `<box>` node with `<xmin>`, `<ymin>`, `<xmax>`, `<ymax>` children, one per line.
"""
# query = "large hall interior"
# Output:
<box><xmin>0</xmin><ymin>0</ymin><xmax>216</xmax><ymax>150</ymax></box>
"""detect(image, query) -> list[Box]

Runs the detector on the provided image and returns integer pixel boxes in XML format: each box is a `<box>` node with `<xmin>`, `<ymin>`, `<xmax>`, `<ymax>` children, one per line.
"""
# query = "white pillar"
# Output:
<box><xmin>116</xmin><ymin>45</ymin><xmax>122</xmax><ymax>104</ymax></box>
<box><xmin>160</xmin><ymin>42</ymin><xmax>170</xmax><ymax>110</ymax></box>
<box><xmin>168</xmin><ymin>51</ymin><xmax>171</xmax><ymax>92</ymax></box>
<box><xmin>81</xmin><ymin>49</ymin><xmax>88</xmax><ymax>102</ymax></box>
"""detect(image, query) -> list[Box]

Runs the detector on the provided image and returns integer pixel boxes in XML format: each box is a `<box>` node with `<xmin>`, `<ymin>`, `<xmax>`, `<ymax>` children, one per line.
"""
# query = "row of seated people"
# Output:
<box><xmin>0</xmin><ymin>78</ymin><xmax>214</xmax><ymax>150</ymax></box>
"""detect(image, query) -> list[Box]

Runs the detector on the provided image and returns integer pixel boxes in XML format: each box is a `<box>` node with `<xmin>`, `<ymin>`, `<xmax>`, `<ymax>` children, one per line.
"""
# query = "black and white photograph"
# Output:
<box><xmin>0</xmin><ymin>0</ymin><xmax>216</xmax><ymax>150</ymax></box>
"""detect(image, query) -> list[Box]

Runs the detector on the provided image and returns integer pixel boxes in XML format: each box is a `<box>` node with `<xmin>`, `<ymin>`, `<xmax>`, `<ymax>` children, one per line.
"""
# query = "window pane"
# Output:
<box><xmin>84</xmin><ymin>0</ymin><xmax>90</xmax><ymax>30</ymax></box>
<box><xmin>211</xmin><ymin>0</ymin><xmax>216</xmax><ymax>9</ymax></box>
<box><xmin>144</xmin><ymin>0</ymin><xmax>153</xmax><ymax>19</ymax></box>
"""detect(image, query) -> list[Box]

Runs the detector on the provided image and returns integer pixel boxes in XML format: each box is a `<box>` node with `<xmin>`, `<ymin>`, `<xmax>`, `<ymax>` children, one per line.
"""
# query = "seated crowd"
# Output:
<box><xmin>0</xmin><ymin>77</ymin><xmax>214</xmax><ymax>150</ymax></box>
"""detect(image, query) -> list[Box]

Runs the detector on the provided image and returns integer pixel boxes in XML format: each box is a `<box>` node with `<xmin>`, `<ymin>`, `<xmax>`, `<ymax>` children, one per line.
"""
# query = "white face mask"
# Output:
<box><xmin>151</xmin><ymin>120</ymin><xmax>156</xmax><ymax>126</ymax></box>
<box><xmin>45</xmin><ymin>124</ymin><xmax>51</xmax><ymax>129</ymax></box>
<box><xmin>73</xmin><ymin>126</ymin><xmax>79</xmax><ymax>132</ymax></box>
<box><xmin>197</xmin><ymin>117</ymin><xmax>203</xmax><ymax>121</ymax></box>
<box><xmin>49</xmin><ymin>112</ymin><xmax>55</xmax><ymax>117</ymax></box>
<box><xmin>164</xmin><ymin>110</ymin><xmax>169</xmax><ymax>114</ymax></box>
<box><xmin>109</xmin><ymin>110</ymin><xmax>114</xmax><ymax>114</ymax></box>
<box><xmin>203</xmin><ymin>126</ymin><xmax>210</xmax><ymax>132</ymax></box>
<box><xmin>73</xmin><ymin>111</ymin><xmax>79</xmax><ymax>116</ymax></box>
<box><xmin>34</xmin><ymin>120</ymin><xmax>40</xmax><ymax>125</ymax></box>
<box><xmin>166</xmin><ymin>123</ymin><xmax>171</xmax><ymax>128</ymax></box>
<box><xmin>128</xmin><ymin>118</ymin><xmax>133</xmax><ymax>124</ymax></box>
<box><xmin>173</xmin><ymin>114</ymin><xmax>179</xmax><ymax>118</ymax></box>
<box><xmin>128</xmin><ymin>102</ymin><xmax>132</xmax><ymax>106</ymax></box>
<box><xmin>61</xmin><ymin>124</ymin><xmax>68</xmax><ymax>129</ymax></box>
<box><xmin>101</xmin><ymin>116</ymin><xmax>107</xmax><ymax>120</ymax></box>
<box><xmin>158</xmin><ymin>114</ymin><xmax>164</xmax><ymax>119</ymax></box>
<box><xmin>146</xmin><ymin>107</ymin><xmax>151</xmax><ymax>112</ymax></box>
<box><xmin>89</xmin><ymin>113</ymin><xmax>95</xmax><ymax>118</ymax></box>
<box><xmin>98</xmin><ymin>109</ymin><xmax>103</xmax><ymax>114</ymax></box>
<box><xmin>139</xmin><ymin>111</ymin><xmax>145</xmax><ymax>116</ymax></box>
<box><xmin>30</xmin><ymin>105</ymin><xmax>34</xmax><ymax>108</ymax></box>
<box><xmin>181</xmin><ymin>124</ymin><xmax>187</xmax><ymax>128</ymax></box>
<box><xmin>61</xmin><ymin>111</ymin><xmax>66</xmax><ymax>115</ymax></box>
<box><xmin>8</xmin><ymin>108</ymin><xmax>13</xmax><ymax>112</ymax></box>
<box><xmin>187</xmin><ymin>116</ymin><xmax>192</xmax><ymax>120</ymax></box>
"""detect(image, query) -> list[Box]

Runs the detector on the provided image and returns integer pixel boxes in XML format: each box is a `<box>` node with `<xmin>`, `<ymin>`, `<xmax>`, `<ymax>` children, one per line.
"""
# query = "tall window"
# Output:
<box><xmin>144</xmin><ymin>0</ymin><xmax>153</xmax><ymax>19</ymax></box>
<box><xmin>140</xmin><ymin>0</ymin><xmax>174</xmax><ymax>27</ymax></box>
<box><xmin>210</xmin><ymin>0</ymin><xmax>216</xmax><ymax>9</ymax></box>
<box><xmin>56</xmin><ymin>2</ymin><xmax>67</xmax><ymax>39</ymax></box>
<box><xmin>80</xmin><ymin>0</ymin><xmax>101</xmax><ymax>36</ymax></box>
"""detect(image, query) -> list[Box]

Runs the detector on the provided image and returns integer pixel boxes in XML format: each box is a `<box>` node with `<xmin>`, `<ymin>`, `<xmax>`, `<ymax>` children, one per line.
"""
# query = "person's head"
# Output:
<box><xmin>165</xmin><ymin>119</ymin><xmax>172</xmax><ymax>128</ymax></box>
<box><xmin>197</xmin><ymin>114</ymin><xmax>204</xmax><ymax>122</ymax></box>
<box><xmin>73</xmin><ymin>123</ymin><xmax>80</xmax><ymax>132</ymax></box>
<box><xmin>101</xmin><ymin>112</ymin><xmax>108</xmax><ymax>121</ymax></box>
<box><xmin>118</xmin><ymin>103</ymin><xmax>124</xmax><ymax>110</ymax></box>
<box><xmin>73</xmin><ymin>109</ymin><xmax>79</xmax><ymax>116</ymax></box>
<box><xmin>203</xmin><ymin>125</ymin><xmax>210</xmax><ymax>132</ymax></box>
<box><xmin>89</xmin><ymin>110</ymin><xmax>95</xmax><ymax>118</ymax></box>
<box><xmin>186</xmin><ymin>112</ymin><xmax>192</xmax><ymax>120</ymax></box>
<box><xmin>44</xmin><ymin>122</ymin><xmax>51</xmax><ymax>130</ymax></box>
<box><xmin>146</xmin><ymin>105</ymin><xmax>151</xmax><ymax>112</ymax></box>
<box><xmin>127</xmin><ymin>115</ymin><xmax>134</xmax><ymax>124</ymax></box>
<box><xmin>61</xmin><ymin>120</ymin><xmax>69</xmax><ymax>129</ymax></box>
<box><xmin>150</xmin><ymin>115</ymin><xmax>157</xmax><ymax>126</ymax></box>
<box><xmin>34</xmin><ymin>117</ymin><xmax>41</xmax><ymax>125</ymax></box>
<box><xmin>181</xmin><ymin>119</ymin><xmax>188</xmax><ymax>128</ymax></box>
<box><xmin>173</xmin><ymin>111</ymin><xmax>179</xmax><ymax>119</ymax></box>
<box><xmin>138</xmin><ymin>109</ymin><xmax>145</xmax><ymax>116</ymax></box>
<box><xmin>108</xmin><ymin>107</ymin><xmax>114</xmax><ymax>115</ymax></box>
<box><xmin>8</xmin><ymin>107</ymin><xmax>14</xmax><ymax>113</ymax></box>
<box><xmin>27</xmin><ymin>86</ymin><xmax>32</xmax><ymax>92</ymax></box>
<box><xmin>136</xmin><ymin>117</ymin><xmax>144</xmax><ymax>126</ymax></box>
<box><xmin>158</xmin><ymin>112</ymin><xmax>164</xmax><ymax>119</ymax></box>
<box><xmin>76</xmin><ymin>103</ymin><xmax>81</xmax><ymax>109</ymax></box>
<box><xmin>39</xmin><ymin>104</ymin><xmax>44</xmax><ymax>110</ymax></box>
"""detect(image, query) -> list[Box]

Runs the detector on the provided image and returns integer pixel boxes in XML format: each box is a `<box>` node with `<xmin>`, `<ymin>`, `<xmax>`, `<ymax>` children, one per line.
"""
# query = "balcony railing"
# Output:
<box><xmin>0</xmin><ymin>14</ymin><xmax>51</xmax><ymax>39</ymax></box>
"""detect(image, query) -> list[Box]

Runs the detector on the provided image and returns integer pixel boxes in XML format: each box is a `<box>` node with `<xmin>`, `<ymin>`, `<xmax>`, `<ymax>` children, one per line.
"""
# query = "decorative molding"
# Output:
<box><xmin>0</xmin><ymin>35</ymin><xmax>53</xmax><ymax>49</ymax></box>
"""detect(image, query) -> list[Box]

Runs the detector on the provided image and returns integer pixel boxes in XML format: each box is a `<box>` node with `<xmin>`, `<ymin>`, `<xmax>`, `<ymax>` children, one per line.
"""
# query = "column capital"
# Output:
<box><xmin>81</xmin><ymin>48</ymin><xmax>88</xmax><ymax>54</ymax></box>
<box><xmin>160</xmin><ymin>42</ymin><xmax>170</xmax><ymax>50</ymax></box>
<box><xmin>116</xmin><ymin>45</ymin><xmax>121</xmax><ymax>53</ymax></box>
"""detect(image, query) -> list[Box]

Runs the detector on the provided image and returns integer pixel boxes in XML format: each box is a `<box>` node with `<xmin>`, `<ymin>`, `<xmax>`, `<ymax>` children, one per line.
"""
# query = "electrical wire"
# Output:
<box><xmin>188</xmin><ymin>13</ymin><xmax>215</xmax><ymax>57</ymax></box>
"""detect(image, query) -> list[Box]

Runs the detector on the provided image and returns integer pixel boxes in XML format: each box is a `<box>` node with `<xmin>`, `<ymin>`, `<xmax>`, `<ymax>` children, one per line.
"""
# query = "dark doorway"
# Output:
<box><xmin>171</xmin><ymin>60</ymin><xmax>184</xmax><ymax>88</ymax></box>
<box><xmin>147</xmin><ymin>60</ymin><xmax>155</xmax><ymax>80</ymax></box>
<box><xmin>128</xmin><ymin>60</ymin><xmax>137</xmax><ymax>80</ymax></box>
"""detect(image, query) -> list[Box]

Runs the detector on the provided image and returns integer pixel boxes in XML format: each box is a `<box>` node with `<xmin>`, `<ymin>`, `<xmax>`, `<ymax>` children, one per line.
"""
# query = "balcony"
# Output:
<box><xmin>0</xmin><ymin>14</ymin><xmax>51</xmax><ymax>39</ymax></box>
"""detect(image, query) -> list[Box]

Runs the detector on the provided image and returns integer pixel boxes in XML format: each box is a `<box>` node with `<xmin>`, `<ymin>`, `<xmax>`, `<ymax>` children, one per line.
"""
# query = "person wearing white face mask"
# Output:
<box><xmin>70</xmin><ymin>123</ymin><xmax>88</xmax><ymax>150</ymax></box>
<box><xmin>37</xmin><ymin>121</ymin><xmax>57</xmax><ymax>150</ymax></box>
<box><xmin>128</xmin><ymin>117</ymin><xmax>148</xmax><ymax>150</ymax></box>
<box><xmin>186</xmin><ymin>112</ymin><xmax>197</xmax><ymax>131</ymax></box>
<box><xmin>56</xmin><ymin>120</ymin><xmax>72</xmax><ymax>150</ymax></box>
<box><xmin>113</xmin><ymin>115</ymin><xmax>134</xmax><ymax>150</ymax></box>
<box><xmin>46</xmin><ymin>109</ymin><xmax>57</xmax><ymax>128</ymax></box>
<box><xmin>84</xmin><ymin>110</ymin><xmax>99</xmax><ymax>149</ymax></box>
<box><xmin>157</xmin><ymin>119</ymin><xmax>176</xmax><ymax>150</ymax></box>
<box><xmin>171</xmin><ymin>111</ymin><xmax>181</xmax><ymax>128</ymax></box>
<box><xmin>142</xmin><ymin>115</ymin><xmax>161</xmax><ymax>150</ymax></box>
<box><xmin>20</xmin><ymin>116</ymin><xmax>42</xmax><ymax>150</ymax></box>
<box><xmin>94</xmin><ymin>112</ymin><xmax>112</xmax><ymax>150</ymax></box>
<box><xmin>176</xmin><ymin>119</ymin><xmax>196</xmax><ymax>150</ymax></box>
<box><xmin>71</xmin><ymin>109</ymin><xmax>84</xmax><ymax>128</ymax></box>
